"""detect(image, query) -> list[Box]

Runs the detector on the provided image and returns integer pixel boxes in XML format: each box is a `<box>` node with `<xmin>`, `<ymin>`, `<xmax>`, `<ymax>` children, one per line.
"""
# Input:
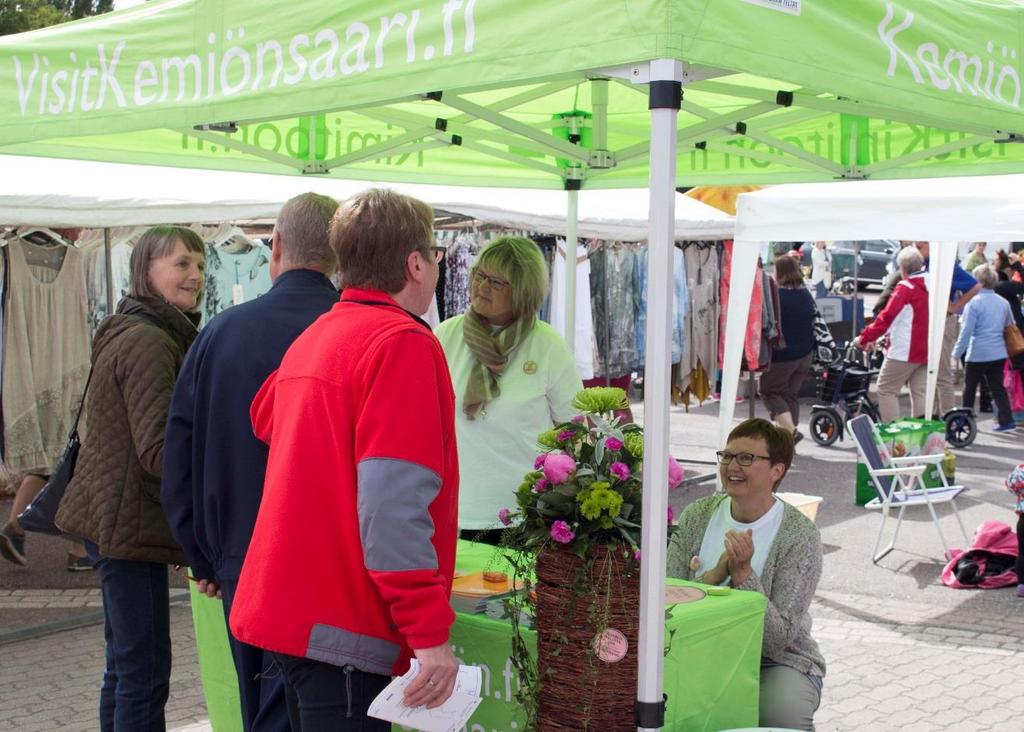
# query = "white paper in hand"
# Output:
<box><xmin>368</xmin><ymin>659</ymin><xmax>483</xmax><ymax>732</ymax></box>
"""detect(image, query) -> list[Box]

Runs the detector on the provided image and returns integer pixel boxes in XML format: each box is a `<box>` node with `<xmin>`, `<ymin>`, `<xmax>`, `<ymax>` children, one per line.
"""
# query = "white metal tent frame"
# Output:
<box><xmin>8</xmin><ymin>39</ymin><xmax>1021</xmax><ymax>728</ymax></box>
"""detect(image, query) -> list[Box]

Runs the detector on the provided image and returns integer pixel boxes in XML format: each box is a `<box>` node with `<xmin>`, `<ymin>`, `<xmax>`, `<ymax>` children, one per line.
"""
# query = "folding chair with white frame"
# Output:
<box><xmin>847</xmin><ymin>415</ymin><xmax>969</xmax><ymax>564</ymax></box>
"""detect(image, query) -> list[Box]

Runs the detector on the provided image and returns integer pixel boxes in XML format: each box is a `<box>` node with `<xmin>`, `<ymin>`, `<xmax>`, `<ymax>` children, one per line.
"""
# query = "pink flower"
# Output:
<box><xmin>532</xmin><ymin>478</ymin><xmax>551</xmax><ymax>493</ymax></box>
<box><xmin>668</xmin><ymin>457</ymin><xmax>684</xmax><ymax>491</ymax></box>
<box><xmin>534</xmin><ymin>454</ymin><xmax>548</xmax><ymax>469</ymax></box>
<box><xmin>558</xmin><ymin>429</ymin><xmax>576</xmax><ymax>442</ymax></box>
<box><xmin>550</xmin><ymin>520</ymin><xmax>575</xmax><ymax>544</ymax></box>
<box><xmin>634</xmin><ymin>550</ymin><xmax>641</xmax><ymax>562</ymax></box>
<box><xmin>605</xmin><ymin>437</ymin><xmax>624</xmax><ymax>452</ymax></box>
<box><xmin>609</xmin><ymin>462</ymin><xmax>630</xmax><ymax>481</ymax></box>
<box><xmin>498</xmin><ymin>508</ymin><xmax>512</xmax><ymax>526</ymax></box>
<box><xmin>571</xmin><ymin>415</ymin><xmax>586</xmax><ymax>424</ymax></box>
<box><xmin>543</xmin><ymin>453</ymin><xmax>577</xmax><ymax>485</ymax></box>
<box><xmin>667</xmin><ymin>506</ymin><xmax>675</xmax><ymax>524</ymax></box>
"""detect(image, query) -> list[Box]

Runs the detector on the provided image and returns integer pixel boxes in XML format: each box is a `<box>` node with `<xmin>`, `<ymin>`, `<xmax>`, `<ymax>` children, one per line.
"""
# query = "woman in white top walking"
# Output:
<box><xmin>810</xmin><ymin>241</ymin><xmax>831</xmax><ymax>297</ymax></box>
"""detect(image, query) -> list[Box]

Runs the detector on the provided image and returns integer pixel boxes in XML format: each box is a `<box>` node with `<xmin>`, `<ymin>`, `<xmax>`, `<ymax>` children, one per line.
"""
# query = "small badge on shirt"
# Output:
<box><xmin>523</xmin><ymin>360</ymin><xmax>538</xmax><ymax>375</ymax></box>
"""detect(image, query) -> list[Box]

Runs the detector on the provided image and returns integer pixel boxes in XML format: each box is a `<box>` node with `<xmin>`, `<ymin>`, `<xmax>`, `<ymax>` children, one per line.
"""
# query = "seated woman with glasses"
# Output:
<box><xmin>435</xmin><ymin>237</ymin><xmax>582</xmax><ymax>544</ymax></box>
<box><xmin>667</xmin><ymin>418</ymin><xmax>825</xmax><ymax>732</ymax></box>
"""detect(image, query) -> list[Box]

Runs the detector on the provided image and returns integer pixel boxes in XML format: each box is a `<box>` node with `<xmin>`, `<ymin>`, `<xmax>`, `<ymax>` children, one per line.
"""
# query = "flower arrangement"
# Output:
<box><xmin>500</xmin><ymin>386</ymin><xmax>684</xmax><ymax>557</ymax></box>
<box><xmin>497</xmin><ymin>386</ymin><xmax>685</xmax><ymax>729</ymax></box>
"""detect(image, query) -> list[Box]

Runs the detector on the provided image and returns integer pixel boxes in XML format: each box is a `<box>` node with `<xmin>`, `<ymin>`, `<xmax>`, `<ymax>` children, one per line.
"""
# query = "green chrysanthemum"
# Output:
<box><xmin>624</xmin><ymin>432</ymin><xmax>644</xmax><ymax>458</ymax></box>
<box><xmin>571</xmin><ymin>387</ymin><xmax>628</xmax><ymax>415</ymax></box>
<box><xmin>515</xmin><ymin>470</ymin><xmax>543</xmax><ymax>507</ymax></box>
<box><xmin>537</xmin><ymin>429</ymin><xmax>560</xmax><ymax>449</ymax></box>
<box><xmin>578</xmin><ymin>481</ymin><xmax>623</xmax><ymax>521</ymax></box>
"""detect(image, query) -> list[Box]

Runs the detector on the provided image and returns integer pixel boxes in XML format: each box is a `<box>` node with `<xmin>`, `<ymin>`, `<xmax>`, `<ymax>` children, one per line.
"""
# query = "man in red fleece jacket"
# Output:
<box><xmin>230</xmin><ymin>188</ymin><xmax>459</xmax><ymax>729</ymax></box>
<box><xmin>854</xmin><ymin>246</ymin><xmax>929</xmax><ymax>422</ymax></box>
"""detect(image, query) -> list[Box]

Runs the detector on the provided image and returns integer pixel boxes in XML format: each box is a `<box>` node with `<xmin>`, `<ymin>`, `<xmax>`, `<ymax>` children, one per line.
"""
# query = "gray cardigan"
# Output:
<box><xmin>667</xmin><ymin>494</ymin><xmax>826</xmax><ymax>678</ymax></box>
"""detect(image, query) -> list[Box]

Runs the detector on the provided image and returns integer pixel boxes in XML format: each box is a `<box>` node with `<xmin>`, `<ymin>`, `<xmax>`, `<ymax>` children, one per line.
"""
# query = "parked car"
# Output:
<box><xmin>794</xmin><ymin>240</ymin><xmax>900</xmax><ymax>287</ymax></box>
<box><xmin>834</xmin><ymin>240</ymin><xmax>900</xmax><ymax>285</ymax></box>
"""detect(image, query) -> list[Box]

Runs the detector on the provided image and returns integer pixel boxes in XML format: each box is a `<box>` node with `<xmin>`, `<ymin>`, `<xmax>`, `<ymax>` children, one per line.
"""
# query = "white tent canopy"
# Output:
<box><xmin>0</xmin><ymin>155</ymin><xmax>733</xmax><ymax>241</ymax></box>
<box><xmin>719</xmin><ymin>175</ymin><xmax>1024</xmax><ymax>449</ymax></box>
<box><xmin>735</xmin><ymin>176</ymin><xmax>1024</xmax><ymax>242</ymax></box>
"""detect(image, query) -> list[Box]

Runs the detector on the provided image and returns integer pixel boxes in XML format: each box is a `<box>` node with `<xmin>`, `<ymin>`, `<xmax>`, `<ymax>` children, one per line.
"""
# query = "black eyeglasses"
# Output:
<box><xmin>715</xmin><ymin>451</ymin><xmax>773</xmax><ymax>467</ymax></box>
<box><xmin>473</xmin><ymin>270</ymin><xmax>510</xmax><ymax>292</ymax></box>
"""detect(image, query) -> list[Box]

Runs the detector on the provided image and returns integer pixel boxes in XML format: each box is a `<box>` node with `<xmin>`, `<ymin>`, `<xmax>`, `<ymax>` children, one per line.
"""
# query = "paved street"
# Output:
<box><xmin>2</xmin><ymin>379</ymin><xmax>1022</xmax><ymax>731</ymax></box>
<box><xmin>0</xmin><ymin>606</ymin><xmax>206</xmax><ymax>732</ymax></box>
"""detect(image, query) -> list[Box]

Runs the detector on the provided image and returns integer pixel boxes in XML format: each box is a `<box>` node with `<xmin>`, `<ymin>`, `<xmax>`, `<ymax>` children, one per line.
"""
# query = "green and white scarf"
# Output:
<box><xmin>462</xmin><ymin>308</ymin><xmax>533</xmax><ymax>420</ymax></box>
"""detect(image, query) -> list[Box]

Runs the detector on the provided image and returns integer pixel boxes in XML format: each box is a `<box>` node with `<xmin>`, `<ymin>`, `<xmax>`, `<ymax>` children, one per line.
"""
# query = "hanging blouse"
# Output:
<box><xmin>549</xmin><ymin>240</ymin><xmax>595</xmax><ymax>380</ymax></box>
<box><xmin>590</xmin><ymin>243</ymin><xmax>640</xmax><ymax>378</ymax></box>
<box><xmin>2</xmin><ymin>238</ymin><xmax>91</xmax><ymax>473</ymax></box>
<box><xmin>443</xmin><ymin>231</ymin><xmax>483</xmax><ymax>319</ymax></box>
<box><xmin>201</xmin><ymin>241</ymin><xmax>273</xmax><ymax>326</ymax></box>
<box><xmin>634</xmin><ymin>246</ymin><xmax>687</xmax><ymax>370</ymax></box>
<box><xmin>85</xmin><ymin>240</ymin><xmax>133</xmax><ymax>333</ymax></box>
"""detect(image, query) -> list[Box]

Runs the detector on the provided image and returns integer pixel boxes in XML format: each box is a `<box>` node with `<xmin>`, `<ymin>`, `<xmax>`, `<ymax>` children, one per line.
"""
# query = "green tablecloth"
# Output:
<box><xmin>191</xmin><ymin>543</ymin><xmax>766</xmax><ymax>731</ymax></box>
<box><xmin>189</xmin><ymin>582</ymin><xmax>243</xmax><ymax>732</ymax></box>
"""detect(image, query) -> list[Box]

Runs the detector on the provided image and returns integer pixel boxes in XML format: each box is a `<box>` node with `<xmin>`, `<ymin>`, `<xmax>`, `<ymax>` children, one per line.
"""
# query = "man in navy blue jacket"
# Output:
<box><xmin>162</xmin><ymin>192</ymin><xmax>340</xmax><ymax>732</ymax></box>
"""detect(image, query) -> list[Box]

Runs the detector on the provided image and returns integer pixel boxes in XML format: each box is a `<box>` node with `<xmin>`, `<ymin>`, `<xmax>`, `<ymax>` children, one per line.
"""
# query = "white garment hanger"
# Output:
<box><xmin>17</xmin><ymin>226</ymin><xmax>69</xmax><ymax>247</ymax></box>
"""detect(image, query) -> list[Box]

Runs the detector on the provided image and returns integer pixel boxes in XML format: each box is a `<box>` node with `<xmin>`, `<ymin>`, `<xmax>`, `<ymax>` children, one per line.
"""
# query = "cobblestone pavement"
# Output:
<box><xmin>0</xmin><ymin>588</ymin><xmax>104</xmax><ymax>609</ymax></box>
<box><xmin>2</xmin><ymin>587</ymin><xmax>1021</xmax><ymax>731</ymax></box>
<box><xmin>0</xmin><ymin>606</ymin><xmax>206</xmax><ymax>732</ymax></box>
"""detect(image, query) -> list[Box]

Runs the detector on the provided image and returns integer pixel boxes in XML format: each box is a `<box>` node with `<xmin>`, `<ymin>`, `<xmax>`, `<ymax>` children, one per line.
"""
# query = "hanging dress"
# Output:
<box><xmin>550</xmin><ymin>241</ymin><xmax>596</xmax><ymax>380</ymax></box>
<box><xmin>2</xmin><ymin>239</ymin><xmax>91</xmax><ymax>473</ymax></box>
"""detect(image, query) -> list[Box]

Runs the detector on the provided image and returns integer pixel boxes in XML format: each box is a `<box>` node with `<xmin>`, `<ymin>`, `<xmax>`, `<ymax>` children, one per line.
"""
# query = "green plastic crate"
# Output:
<box><xmin>855</xmin><ymin>419</ymin><xmax>952</xmax><ymax>505</ymax></box>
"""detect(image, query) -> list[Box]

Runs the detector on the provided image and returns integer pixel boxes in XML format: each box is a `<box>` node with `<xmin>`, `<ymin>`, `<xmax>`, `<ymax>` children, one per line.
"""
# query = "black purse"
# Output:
<box><xmin>811</xmin><ymin>304</ymin><xmax>837</xmax><ymax>366</ymax></box>
<box><xmin>17</xmin><ymin>364</ymin><xmax>94</xmax><ymax>536</ymax></box>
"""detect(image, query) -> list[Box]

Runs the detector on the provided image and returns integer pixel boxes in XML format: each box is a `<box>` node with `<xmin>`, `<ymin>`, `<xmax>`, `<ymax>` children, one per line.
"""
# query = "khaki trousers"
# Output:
<box><xmin>934</xmin><ymin>313</ymin><xmax>959</xmax><ymax>416</ymax></box>
<box><xmin>876</xmin><ymin>358</ymin><xmax>928</xmax><ymax>422</ymax></box>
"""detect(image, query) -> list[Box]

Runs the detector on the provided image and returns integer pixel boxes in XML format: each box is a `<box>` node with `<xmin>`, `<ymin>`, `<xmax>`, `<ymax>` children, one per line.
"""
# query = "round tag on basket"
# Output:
<box><xmin>592</xmin><ymin>628</ymin><xmax>628</xmax><ymax>663</ymax></box>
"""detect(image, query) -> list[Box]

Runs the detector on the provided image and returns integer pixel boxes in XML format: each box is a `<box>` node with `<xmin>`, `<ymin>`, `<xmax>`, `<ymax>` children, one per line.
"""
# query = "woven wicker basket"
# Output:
<box><xmin>534</xmin><ymin>543</ymin><xmax>639</xmax><ymax>731</ymax></box>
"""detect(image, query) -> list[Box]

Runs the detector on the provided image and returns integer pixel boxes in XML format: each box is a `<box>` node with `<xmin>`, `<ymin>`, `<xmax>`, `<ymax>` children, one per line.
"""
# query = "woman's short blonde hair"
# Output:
<box><xmin>973</xmin><ymin>263</ymin><xmax>998</xmax><ymax>288</ymax></box>
<box><xmin>129</xmin><ymin>226</ymin><xmax>205</xmax><ymax>301</ymax></box>
<box><xmin>472</xmin><ymin>237</ymin><xmax>549</xmax><ymax>321</ymax></box>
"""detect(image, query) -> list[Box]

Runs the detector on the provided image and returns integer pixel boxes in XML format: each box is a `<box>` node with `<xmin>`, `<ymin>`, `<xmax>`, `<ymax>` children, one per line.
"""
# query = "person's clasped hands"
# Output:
<box><xmin>723</xmin><ymin>528</ymin><xmax>754</xmax><ymax>586</ymax></box>
<box><xmin>695</xmin><ymin>528</ymin><xmax>755</xmax><ymax>587</ymax></box>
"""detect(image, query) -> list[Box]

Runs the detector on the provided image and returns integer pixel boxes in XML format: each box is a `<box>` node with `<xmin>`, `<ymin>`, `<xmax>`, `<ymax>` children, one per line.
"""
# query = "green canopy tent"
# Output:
<box><xmin>4</xmin><ymin>1</ymin><xmax>1024</xmax><ymax>728</ymax></box>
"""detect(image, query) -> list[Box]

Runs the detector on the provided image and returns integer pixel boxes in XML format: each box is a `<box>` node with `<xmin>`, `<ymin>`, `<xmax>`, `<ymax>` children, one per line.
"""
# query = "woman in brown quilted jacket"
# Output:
<box><xmin>56</xmin><ymin>226</ymin><xmax>204</xmax><ymax>732</ymax></box>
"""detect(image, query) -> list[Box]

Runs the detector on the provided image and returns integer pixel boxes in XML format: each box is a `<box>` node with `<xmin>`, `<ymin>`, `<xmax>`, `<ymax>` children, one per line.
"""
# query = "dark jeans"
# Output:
<box><xmin>90</xmin><ymin>546</ymin><xmax>171</xmax><ymax>732</ymax></box>
<box><xmin>963</xmin><ymin>359</ymin><xmax>1013</xmax><ymax>427</ymax></box>
<box><xmin>271</xmin><ymin>653</ymin><xmax>390</xmax><ymax>732</ymax></box>
<box><xmin>220</xmin><ymin>579</ymin><xmax>290</xmax><ymax>732</ymax></box>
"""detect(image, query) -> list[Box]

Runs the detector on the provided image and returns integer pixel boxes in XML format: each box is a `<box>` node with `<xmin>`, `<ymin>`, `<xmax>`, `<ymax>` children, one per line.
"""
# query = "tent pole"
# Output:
<box><xmin>604</xmin><ymin>244</ymin><xmax>611</xmax><ymax>387</ymax></box>
<box><xmin>718</xmin><ymin>241</ymin><xmax>761</xmax><ymax>475</ymax></box>
<box><xmin>925</xmin><ymin>242</ymin><xmax>956</xmax><ymax>419</ymax></box>
<box><xmin>592</xmin><ymin>78</ymin><xmax>609</xmax><ymax>151</ymax></box>
<box><xmin>564</xmin><ymin>189</ymin><xmax>578</xmax><ymax>354</ymax></box>
<box><xmin>103</xmin><ymin>228</ymin><xmax>114</xmax><ymax>316</ymax></box>
<box><xmin>852</xmin><ymin>244</ymin><xmax>860</xmax><ymax>342</ymax></box>
<box><xmin>636</xmin><ymin>58</ymin><xmax>682</xmax><ymax>732</ymax></box>
<box><xmin>594</xmin><ymin>76</ymin><xmax>610</xmax><ymax>387</ymax></box>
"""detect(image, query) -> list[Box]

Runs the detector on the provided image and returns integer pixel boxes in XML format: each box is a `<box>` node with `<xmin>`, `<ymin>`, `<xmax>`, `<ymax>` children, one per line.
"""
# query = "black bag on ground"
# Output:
<box><xmin>17</xmin><ymin>365</ymin><xmax>93</xmax><ymax>536</ymax></box>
